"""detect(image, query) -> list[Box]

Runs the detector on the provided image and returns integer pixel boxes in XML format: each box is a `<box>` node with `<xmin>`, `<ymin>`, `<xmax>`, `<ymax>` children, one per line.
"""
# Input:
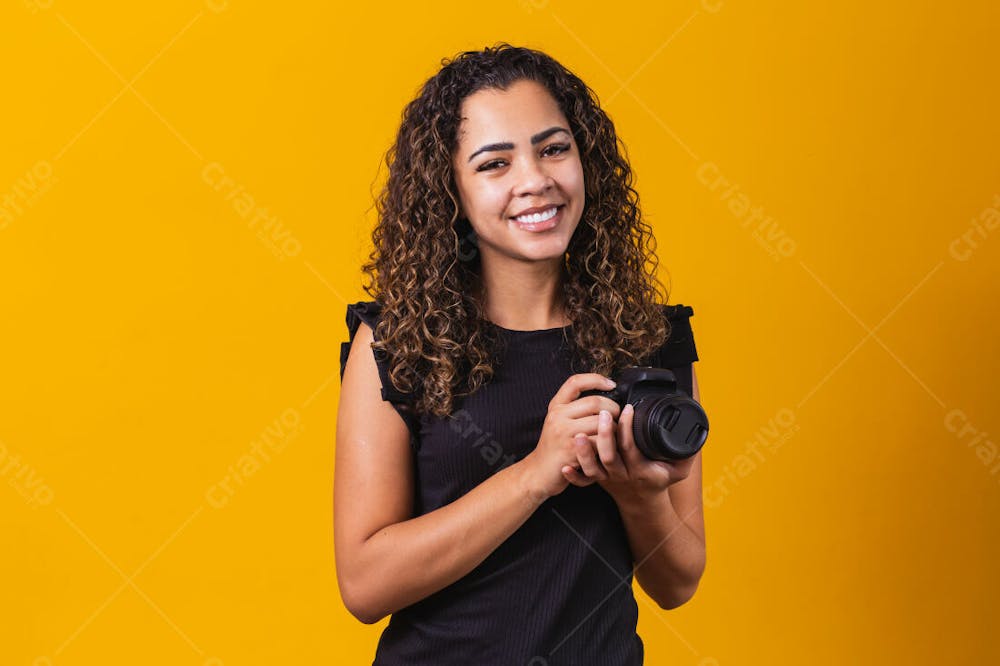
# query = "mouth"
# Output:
<box><xmin>510</xmin><ymin>204</ymin><xmax>563</xmax><ymax>232</ymax></box>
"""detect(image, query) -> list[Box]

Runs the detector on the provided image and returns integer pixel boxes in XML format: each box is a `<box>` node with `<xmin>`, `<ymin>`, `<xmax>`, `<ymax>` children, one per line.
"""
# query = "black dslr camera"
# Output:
<box><xmin>580</xmin><ymin>367</ymin><xmax>709</xmax><ymax>461</ymax></box>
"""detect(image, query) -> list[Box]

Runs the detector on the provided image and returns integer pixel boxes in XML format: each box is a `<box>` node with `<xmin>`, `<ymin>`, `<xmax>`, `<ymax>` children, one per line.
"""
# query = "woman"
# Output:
<box><xmin>336</xmin><ymin>43</ymin><xmax>705</xmax><ymax>665</ymax></box>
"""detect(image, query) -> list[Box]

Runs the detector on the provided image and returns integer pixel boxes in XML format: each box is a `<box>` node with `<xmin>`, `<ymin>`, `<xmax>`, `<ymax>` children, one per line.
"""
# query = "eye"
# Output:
<box><xmin>542</xmin><ymin>143</ymin><xmax>571</xmax><ymax>157</ymax></box>
<box><xmin>475</xmin><ymin>143</ymin><xmax>571</xmax><ymax>172</ymax></box>
<box><xmin>476</xmin><ymin>159</ymin><xmax>507</xmax><ymax>172</ymax></box>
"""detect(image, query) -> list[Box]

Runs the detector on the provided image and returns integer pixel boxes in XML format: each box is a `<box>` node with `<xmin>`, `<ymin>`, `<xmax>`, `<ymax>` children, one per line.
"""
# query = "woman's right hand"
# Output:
<box><xmin>522</xmin><ymin>373</ymin><xmax>623</xmax><ymax>501</ymax></box>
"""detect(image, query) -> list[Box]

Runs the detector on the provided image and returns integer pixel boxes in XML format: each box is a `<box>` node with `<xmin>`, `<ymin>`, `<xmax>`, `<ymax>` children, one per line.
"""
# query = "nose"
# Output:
<box><xmin>512</xmin><ymin>155</ymin><xmax>553</xmax><ymax>196</ymax></box>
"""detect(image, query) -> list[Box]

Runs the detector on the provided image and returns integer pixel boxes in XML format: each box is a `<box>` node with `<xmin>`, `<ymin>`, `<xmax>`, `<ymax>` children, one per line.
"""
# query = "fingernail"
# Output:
<box><xmin>605</xmin><ymin>378</ymin><xmax>616</xmax><ymax>388</ymax></box>
<box><xmin>624</xmin><ymin>403</ymin><xmax>634</xmax><ymax>416</ymax></box>
<box><xmin>600</xmin><ymin>410</ymin><xmax>610</xmax><ymax>424</ymax></box>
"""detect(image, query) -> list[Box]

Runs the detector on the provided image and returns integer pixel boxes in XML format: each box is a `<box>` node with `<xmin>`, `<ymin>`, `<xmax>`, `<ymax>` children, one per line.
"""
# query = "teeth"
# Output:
<box><xmin>513</xmin><ymin>206</ymin><xmax>558</xmax><ymax>224</ymax></box>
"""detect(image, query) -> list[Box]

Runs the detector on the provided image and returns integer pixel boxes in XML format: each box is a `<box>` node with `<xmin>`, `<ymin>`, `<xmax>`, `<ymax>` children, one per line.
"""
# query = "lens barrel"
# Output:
<box><xmin>631</xmin><ymin>397</ymin><xmax>709</xmax><ymax>461</ymax></box>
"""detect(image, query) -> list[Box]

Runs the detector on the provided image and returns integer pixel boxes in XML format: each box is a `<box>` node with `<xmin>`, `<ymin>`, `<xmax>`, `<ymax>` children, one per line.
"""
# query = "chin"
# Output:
<box><xmin>516</xmin><ymin>245</ymin><xmax>573</xmax><ymax>263</ymax></box>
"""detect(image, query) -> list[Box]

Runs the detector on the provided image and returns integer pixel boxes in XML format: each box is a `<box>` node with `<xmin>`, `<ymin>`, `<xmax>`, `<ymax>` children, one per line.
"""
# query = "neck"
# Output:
<box><xmin>476</xmin><ymin>257</ymin><xmax>569</xmax><ymax>331</ymax></box>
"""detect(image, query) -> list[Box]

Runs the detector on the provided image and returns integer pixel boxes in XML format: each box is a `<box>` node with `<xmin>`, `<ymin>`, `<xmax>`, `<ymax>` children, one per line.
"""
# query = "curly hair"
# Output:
<box><xmin>361</xmin><ymin>42</ymin><xmax>673</xmax><ymax>418</ymax></box>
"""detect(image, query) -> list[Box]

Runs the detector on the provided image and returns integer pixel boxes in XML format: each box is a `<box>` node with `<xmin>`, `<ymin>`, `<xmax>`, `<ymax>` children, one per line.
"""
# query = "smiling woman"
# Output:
<box><xmin>451</xmin><ymin>80</ymin><xmax>586</xmax><ymax>280</ymax></box>
<box><xmin>335</xmin><ymin>43</ymin><xmax>706</xmax><ymax>665</ymax></box>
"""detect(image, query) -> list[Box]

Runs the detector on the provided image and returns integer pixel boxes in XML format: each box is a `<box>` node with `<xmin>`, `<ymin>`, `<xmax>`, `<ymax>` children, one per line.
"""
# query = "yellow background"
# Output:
<box><xmin>2</xmin><ymin>1</ymin><xmax>998</xmax><ymax>664</ymax></box>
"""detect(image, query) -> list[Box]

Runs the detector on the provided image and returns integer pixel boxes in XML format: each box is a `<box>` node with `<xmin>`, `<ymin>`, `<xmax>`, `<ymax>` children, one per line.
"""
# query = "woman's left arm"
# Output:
<box><xmin>562</xmin><ymin>365</ymin><xmax>706</xmax><ymax>609</ymax></box>
<box><xmin>614</xmin><ymin>450</ymin><xmax>705</xmax><ymax>609</ymax></box>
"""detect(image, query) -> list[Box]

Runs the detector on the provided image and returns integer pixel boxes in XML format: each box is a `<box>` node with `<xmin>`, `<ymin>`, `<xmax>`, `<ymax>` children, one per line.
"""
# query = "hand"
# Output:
<box><xmin>561</xmin><ymin>403</ymin><xmax>696</xmax><ymax>503</ymax></box>
<box><xmin>522</xmin><ymin>374</ymin><xmax>622</xmax><ymax>501</ymax></box>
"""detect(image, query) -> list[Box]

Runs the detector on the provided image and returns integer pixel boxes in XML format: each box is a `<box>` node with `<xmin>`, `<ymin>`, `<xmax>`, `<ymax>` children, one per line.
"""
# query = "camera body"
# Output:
<box><xmin>580</xmin><ymin>366</ymin><xmax>709</xmax><ymax>461</ymax></box>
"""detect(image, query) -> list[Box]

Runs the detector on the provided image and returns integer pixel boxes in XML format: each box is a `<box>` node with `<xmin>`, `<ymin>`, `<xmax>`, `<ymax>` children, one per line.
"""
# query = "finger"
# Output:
<box><xmin>617</xmin><ymin>403</ymin><xmax>645</xmax><ymax>467</ymax></box>
<box><xmin>563</xmin><ymin>414</ymin><xmax>603</xmax><ymax>439</ymax></box>
<box><xmin>560</xmin><ymin>396</ymin><xmax>622</xmax><ymax>420</ymax></box>
<box><xmin>574</xmin><ymin>434</ymin><xmax>608</xmax><ymax>480</ymax></box>
<box><xmin>595</xmin><ymin>410</ymin><xmax>628</xmax><ymax>479</ymax></box>
<box><xmin>562</xmin><ymin>465</ymin><xmax>596</xmax><ymax>487</ymax></box>
<box><xmin>549</xmin><ymin>373</ymin><xmax>616</xmax><ymax>407</ymax></box>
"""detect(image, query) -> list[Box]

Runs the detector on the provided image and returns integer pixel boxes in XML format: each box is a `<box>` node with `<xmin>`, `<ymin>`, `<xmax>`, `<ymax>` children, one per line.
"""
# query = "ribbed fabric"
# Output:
<box><xmin>339</xmin><ymin>302</ymin><xmax>699</xmax><ymax>666</ymax></box>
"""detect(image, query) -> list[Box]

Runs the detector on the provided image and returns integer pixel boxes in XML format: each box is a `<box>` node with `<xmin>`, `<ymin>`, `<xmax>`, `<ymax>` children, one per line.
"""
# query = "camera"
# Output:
<box><xmin>579</xmin><ymin>366</ymin><xmax>709</xmax><ymax>461</ymax></box>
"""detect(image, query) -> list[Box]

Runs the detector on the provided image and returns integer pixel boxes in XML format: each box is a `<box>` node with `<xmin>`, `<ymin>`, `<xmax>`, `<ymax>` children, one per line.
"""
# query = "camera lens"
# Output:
<box><xmin>631</xmin><ymin>396</ymin><xmax>709</xmax><ymax>461</ymax></box>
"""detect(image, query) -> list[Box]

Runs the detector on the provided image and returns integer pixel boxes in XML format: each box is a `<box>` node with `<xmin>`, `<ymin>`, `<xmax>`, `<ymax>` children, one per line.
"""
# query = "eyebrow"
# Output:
<box><xmin>467</xmin><ymin>126</ymin><xmax>571</xmax><ymax>163</ymax></box>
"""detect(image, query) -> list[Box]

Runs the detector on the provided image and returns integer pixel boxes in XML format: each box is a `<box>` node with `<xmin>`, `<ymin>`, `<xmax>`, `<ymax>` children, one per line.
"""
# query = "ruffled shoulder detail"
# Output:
<box><xmin>340</xmin><ymin>300</ymin><xmax>420</xmax><ymax>444</ymax></box>
<box><xmin>648</xmin><ymin>304</ymin><xmax>700</xmax><ymax>398</ymax></box>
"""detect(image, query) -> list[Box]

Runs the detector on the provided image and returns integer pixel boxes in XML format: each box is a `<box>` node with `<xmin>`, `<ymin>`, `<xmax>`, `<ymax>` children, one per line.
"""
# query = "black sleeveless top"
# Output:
<box><xmin>339</xmin><ymin>301</ymin><xmax>699</xmax><ymax>666</ymax></box>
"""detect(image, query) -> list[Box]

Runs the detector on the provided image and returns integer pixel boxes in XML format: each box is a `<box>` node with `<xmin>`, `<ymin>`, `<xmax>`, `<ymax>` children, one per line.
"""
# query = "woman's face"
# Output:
<box><xmin>451</xmin><ymin>79</ymin><xmax>586</xmax><ymax>268</ymax></box>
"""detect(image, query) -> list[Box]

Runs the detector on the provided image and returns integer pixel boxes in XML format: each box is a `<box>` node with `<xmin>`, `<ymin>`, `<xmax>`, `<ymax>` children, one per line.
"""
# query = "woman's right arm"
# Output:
<box><xmin>334</xmin><ymin>322</ymin><xmax>619</xmax><ymax>623</ymax></box>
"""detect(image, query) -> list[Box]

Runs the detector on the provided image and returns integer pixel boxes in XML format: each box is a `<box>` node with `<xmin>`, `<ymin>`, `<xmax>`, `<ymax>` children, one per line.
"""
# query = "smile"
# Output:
<box><xmin>511</xmin><ymin>205</ymin><xmax>562</xmax><ymax>231</ymax></box>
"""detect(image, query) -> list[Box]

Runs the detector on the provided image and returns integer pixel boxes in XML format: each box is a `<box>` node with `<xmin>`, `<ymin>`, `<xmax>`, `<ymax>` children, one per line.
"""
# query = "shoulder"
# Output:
<box><xmin>341</xmin><ymin>301</ymin><xmax>387</xmax><ymax>375</ymax></box>
<box><xmin>345</xmin><ymin>300</ymin><xmax>383</xmax><ymax>339</ymax></box>
<box><xmin>339</xmin><ymin>300</ymin><xmax>421</xmax><ymax>440</ymax></box>
<box><xmin>662</xmin><ymin>302</ymin><xmax>695</xmax><ymax>325</ymax></box>
<box><xmin>646</xmin><ymin>303</ymin><xmax>700</xmax><ymax>401</ymax></box>
<box><xmin>657</xmin><ymin>303</ymin><xmax>699</xmax><ymax>366</ymax></box>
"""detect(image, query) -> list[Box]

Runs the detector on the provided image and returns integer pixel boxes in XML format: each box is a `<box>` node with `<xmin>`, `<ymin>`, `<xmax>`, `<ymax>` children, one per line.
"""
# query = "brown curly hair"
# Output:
<box><xmin>361</xmin><ymin>43</ymin><xmax>673</xmax><ymax>418</ymax></box>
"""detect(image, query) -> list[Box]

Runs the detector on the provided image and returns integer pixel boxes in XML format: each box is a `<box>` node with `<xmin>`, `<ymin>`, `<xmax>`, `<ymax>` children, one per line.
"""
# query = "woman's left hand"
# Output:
<box><xmin>562</xmin><ymin>404</ymin><xmax>695</xmax><ymax>503</ymax></box>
